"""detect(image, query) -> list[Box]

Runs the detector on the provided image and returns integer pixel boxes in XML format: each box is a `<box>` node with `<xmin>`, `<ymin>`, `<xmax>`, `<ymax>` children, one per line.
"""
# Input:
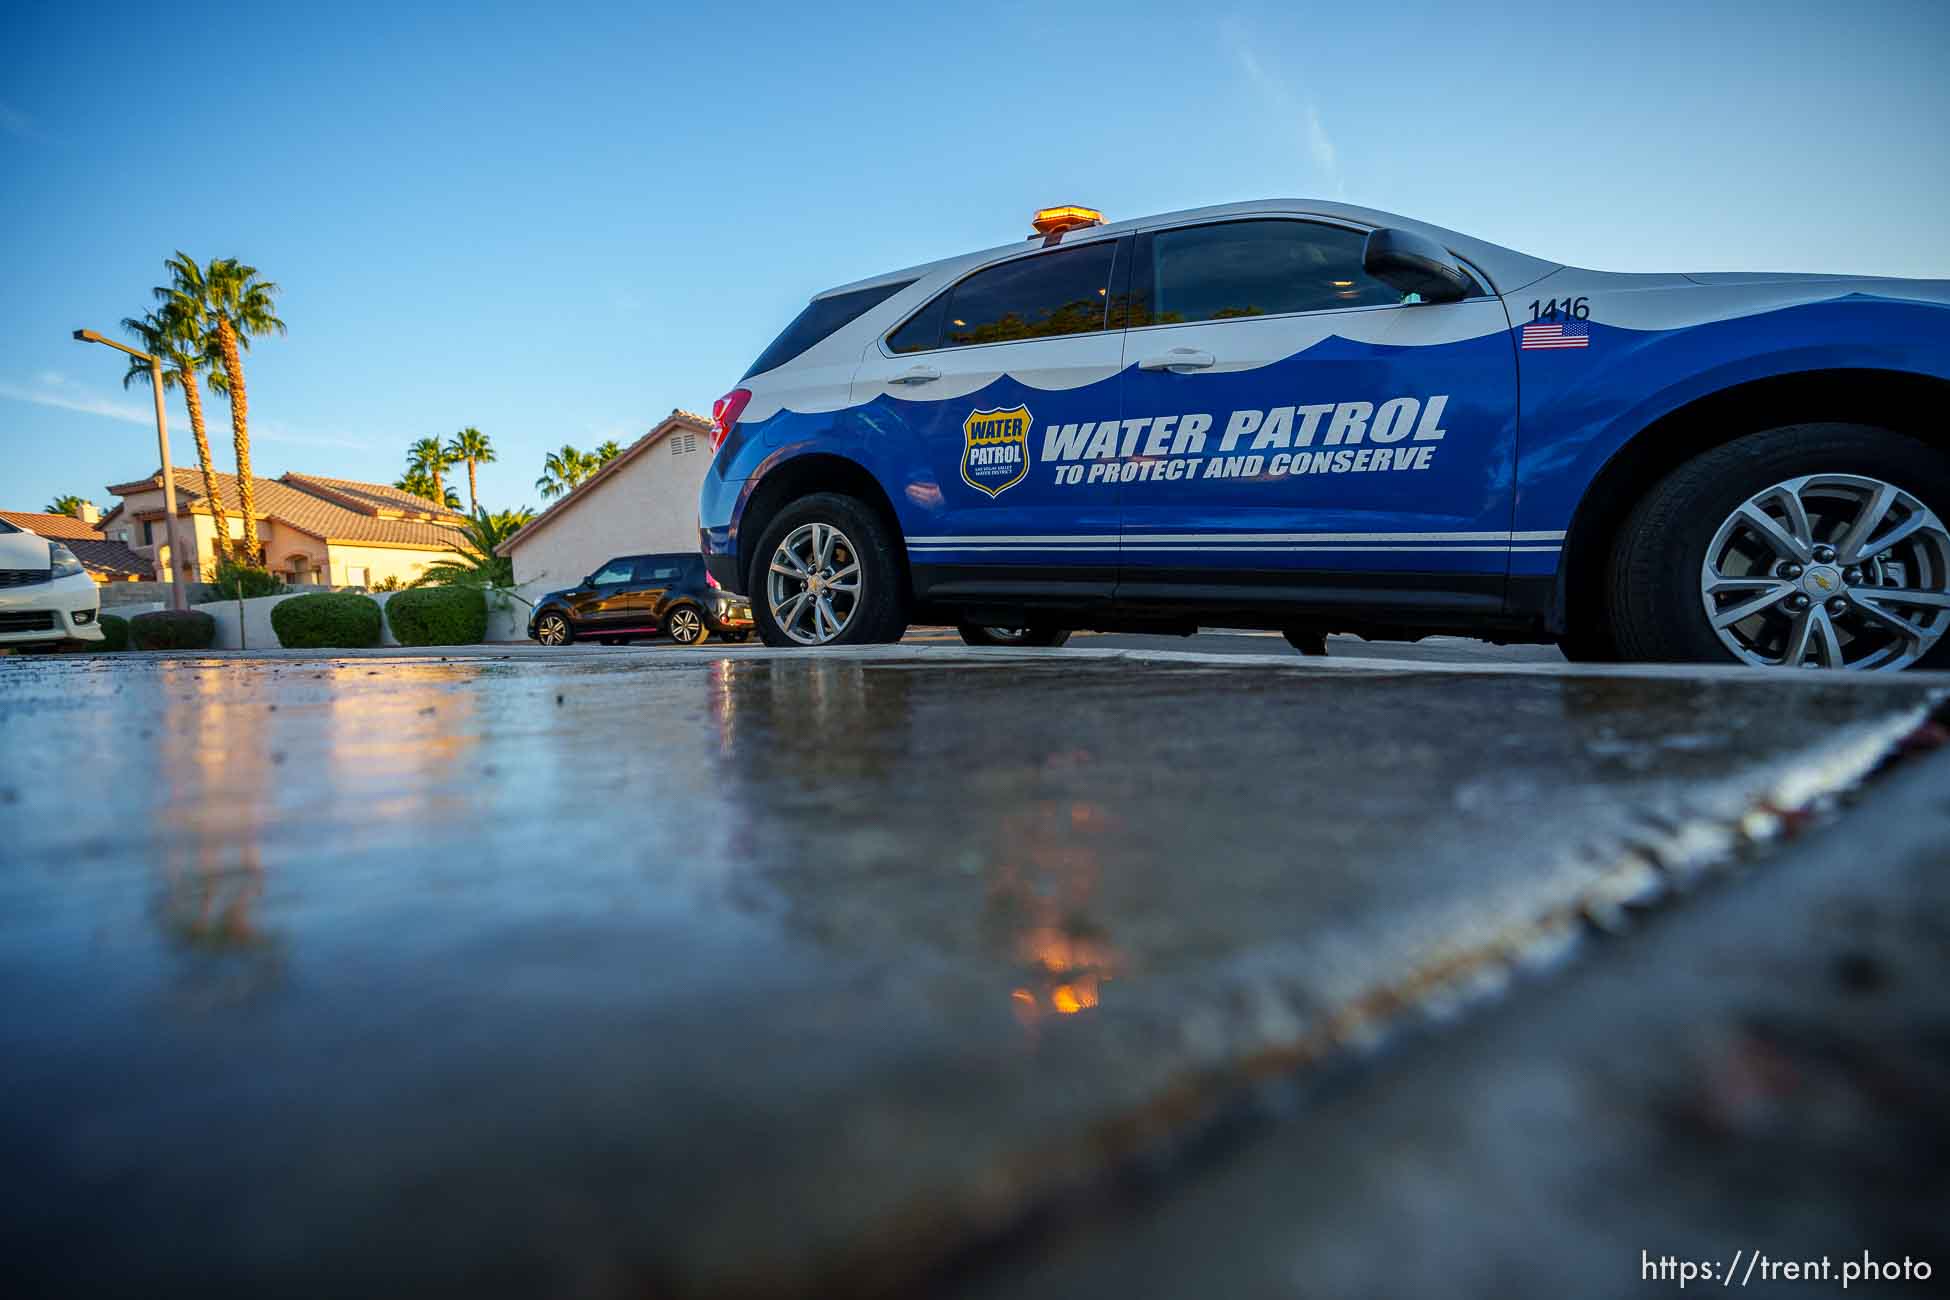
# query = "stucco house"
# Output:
<box><xmin>101</xmin><ymin>468</ymin><xmax>468</xmax><ymax>588</ymax></box>
<box><xmin>0</xmin><ymin>508</ymin><xmax>150</xmax><ymax>582</ymax></box>
<box><xmin>497</xmin><ymin>410</ymin><xmax>713</xmax><ymax>589</ymax></box>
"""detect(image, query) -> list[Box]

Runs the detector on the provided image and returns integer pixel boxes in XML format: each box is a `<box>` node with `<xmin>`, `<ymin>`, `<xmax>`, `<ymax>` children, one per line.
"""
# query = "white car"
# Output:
<box><xmin>0</xmin><ymin>518</ymin><xmax>104</xmax><ymax>649</ymax></box>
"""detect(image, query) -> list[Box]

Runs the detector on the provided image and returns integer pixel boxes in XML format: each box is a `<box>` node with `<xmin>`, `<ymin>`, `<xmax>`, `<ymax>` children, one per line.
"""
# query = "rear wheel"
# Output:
<box><xmin>535</xmin><ymin>612</ymin><xmax>572</xmax><ymax>646</ymax></box>
<box><xmin>666</xmin><ymin>606</ymin><xmax>707</xmax><ymax>645</ymax></box>
<box><xmin>957</xmin><ymin>624</ymin><xmax>1070</xmax><ymax>647</ymax></box>
<box><xmin>1607</xmin><ymin>424</ymin><xmax>1950</xmax><ymax>671</ymax></box>
<box><xmin>752</xmin><ymin>493</ymin><xmax>908</xmax><ymax>648</ymax></box>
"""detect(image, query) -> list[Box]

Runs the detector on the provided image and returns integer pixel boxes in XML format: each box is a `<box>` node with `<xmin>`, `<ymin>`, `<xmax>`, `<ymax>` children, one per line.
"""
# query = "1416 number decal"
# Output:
<box><xmin>1527</xmin><ymin>297</ymin><xmax>1590</xmax><ymax>321</ymax></box>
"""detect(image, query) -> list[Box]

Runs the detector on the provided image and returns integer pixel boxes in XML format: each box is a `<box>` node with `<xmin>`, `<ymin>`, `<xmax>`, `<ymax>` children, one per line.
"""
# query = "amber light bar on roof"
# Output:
<box><xmin>1030</xmin><ymin>205</ymin><xmax>1105</xmax><ymax>238</ymax></box>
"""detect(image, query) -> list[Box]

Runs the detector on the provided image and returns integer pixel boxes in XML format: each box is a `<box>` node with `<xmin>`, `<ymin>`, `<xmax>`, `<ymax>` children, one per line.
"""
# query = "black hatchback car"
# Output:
<box><xmin>528</xmin><ymin>552</ymin><xmax>753</xmax><ymax>646</ymax></box>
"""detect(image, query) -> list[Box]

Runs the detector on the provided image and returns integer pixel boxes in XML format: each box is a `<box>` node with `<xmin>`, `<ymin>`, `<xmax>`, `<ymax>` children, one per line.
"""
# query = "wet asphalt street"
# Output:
<box><xmin>1</xmin><ymin>643</ymin><xmax>1944</xmax><ymax>1297</ymax></box>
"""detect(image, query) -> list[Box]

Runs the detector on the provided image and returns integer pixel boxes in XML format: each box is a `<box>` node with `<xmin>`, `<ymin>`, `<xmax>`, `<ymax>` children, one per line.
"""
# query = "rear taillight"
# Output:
<box><xmin>710</xmin><ymin>388</ymin><xmax>752</xmax><ymax>452</ymax></box>
<box><xmin>705</xmin><ymin>570</ymin><xmax>721</xmax><ymax>589</ymax></box>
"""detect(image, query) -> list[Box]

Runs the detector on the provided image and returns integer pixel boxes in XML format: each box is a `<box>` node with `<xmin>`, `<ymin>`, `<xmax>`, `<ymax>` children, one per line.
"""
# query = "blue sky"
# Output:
<box><xmin>3</xmin><ymin>0</ymin><xmax>1946</xmax><ymax>517</ymax></box>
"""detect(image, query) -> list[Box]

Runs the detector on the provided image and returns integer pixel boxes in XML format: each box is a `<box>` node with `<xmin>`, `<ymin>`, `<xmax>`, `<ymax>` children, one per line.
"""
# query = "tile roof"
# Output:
<box><xmin>66</xmin><ymin>538</ymin><xmax>150</xmax><ymax>581</ymax></box>
<box><xmin>0</xmin><ymin>510</ymin><xmax>104</xmax><ymax>541</ymax></box>
<box><xmin>496</xmin><ymin>410</ymin><xmax>712</xmax><ymax>556</ymax></box>
<box><xmin>281</xmin><ymin>473</ymin><xmax>465</xmax><ymax>520</ymax></box>
<box><xmin>107</xmin><ymin>468</ymin><xmax>469</xmax><ymax>550</ymax></box>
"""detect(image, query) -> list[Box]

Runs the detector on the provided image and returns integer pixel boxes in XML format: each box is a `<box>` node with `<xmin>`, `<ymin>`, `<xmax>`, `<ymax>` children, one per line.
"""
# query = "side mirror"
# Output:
<box><xmin>1362</xmin><ymin>228</ymin><xmax>1472</xmax><ymax>304</ymax></box>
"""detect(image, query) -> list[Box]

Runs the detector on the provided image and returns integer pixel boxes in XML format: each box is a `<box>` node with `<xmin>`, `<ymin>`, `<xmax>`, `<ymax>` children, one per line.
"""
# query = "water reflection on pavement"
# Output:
<box><xmin>0</xmin><ymin>651</ymin><xmax>1935</xmax><ymax>1297</ymax></box>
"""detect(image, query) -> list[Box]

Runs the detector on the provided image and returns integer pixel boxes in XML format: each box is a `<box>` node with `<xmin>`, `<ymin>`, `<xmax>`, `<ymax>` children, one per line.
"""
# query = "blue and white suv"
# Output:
<box><xmin>700</xmin><ymin>199</ymin><xmax>1950</xmax><ymax>671</ymax></box>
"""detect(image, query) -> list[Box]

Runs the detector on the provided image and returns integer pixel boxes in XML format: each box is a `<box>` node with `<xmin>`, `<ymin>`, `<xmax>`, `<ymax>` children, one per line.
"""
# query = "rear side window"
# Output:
<box><xmin>634</xmin><ymin>556</ymin><xmax>687</xmax><ymax>583</ymax></box>
<box><xmin>889</xmin><ymin>241</ymin><xmax>1117</xmax><ymax>353</ymax></box>
<box><xmin>1135</xmin><ymin>220</ymin><xmax>1402</xmax><ymax>326</ymax></box>
<box><xmin>743</xmin><ymin>281</ymin><xmax>914</xmax><ymax>380</ymax></box>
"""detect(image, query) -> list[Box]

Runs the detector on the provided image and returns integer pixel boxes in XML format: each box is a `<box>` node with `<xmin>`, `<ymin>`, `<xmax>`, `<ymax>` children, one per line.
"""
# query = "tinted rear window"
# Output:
<box><xmin>743</xmin><ymin>281</ymin><xmax>913</xmax><ymax>380</ymax></box>
<box><xmin>891</xmin><ymin>241</ymin><xmax>1116</xmax><ymax>353</ymax></box>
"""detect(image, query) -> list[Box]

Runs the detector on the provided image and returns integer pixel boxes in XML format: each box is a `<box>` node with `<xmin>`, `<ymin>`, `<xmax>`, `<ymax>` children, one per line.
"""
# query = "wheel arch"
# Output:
<box><xmin>1556</xmin><ymin>367</ymin><xmax>1950</xmax><ymax>646</ymax></box>
<box><xmin>735</xmin><ymin>452</ymin><xmax>911</xmax><ymax>600</ymax></box>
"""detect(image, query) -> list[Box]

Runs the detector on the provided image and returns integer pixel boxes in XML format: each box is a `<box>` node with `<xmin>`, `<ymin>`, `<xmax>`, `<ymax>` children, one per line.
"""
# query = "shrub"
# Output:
<box><xmin>98</xmin><ymin>614</ymin><xmax>129</xmax><ymax>651</ymax></box>
<box><xmin>130</xmin><ymin>609</ymin><xmax>217</xmax><ymax>651</ymax></box>
<box><xmin>210</xmin><ymin>556</ymin><xmax>286</xmax><ymax>600</ymax></box>
<box><xmin>270</xmin><ymin>592</ymin><xmax>382</xmax><ymax>649</ymax></box>
<box><xmin>385</xmin><ymin>585</ymin><xmax>487</xmax><ymax>646</ymax></box>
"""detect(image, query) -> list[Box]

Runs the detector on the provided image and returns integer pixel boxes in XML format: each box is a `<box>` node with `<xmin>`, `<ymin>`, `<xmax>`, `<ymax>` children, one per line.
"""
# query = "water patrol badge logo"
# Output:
<box><xmin>961</xmin><ymin>405</ymin><xmax>1031</xmax><ymax>498</ymax></box>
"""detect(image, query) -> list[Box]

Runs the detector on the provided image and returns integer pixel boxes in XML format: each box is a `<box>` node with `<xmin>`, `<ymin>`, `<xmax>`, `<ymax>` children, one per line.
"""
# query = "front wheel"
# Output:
<box><xmin>534</xmin><ymin>612</ymin><xmax>572</xmax><ymax>646</ymax></box>
<box><xmin>752</xmin><ymin>493</ymin><xmax>908</xmax><ymax>648</ymax></box>
<box><xmin>957</xmin><ymin>624</ymin><xmax>1071</xmax><ymax>648</ymax></box>
<box><xmin>1607</xmin><ymin>424</ymin><xmax>1950</xmax><ymax>671</ymax></box>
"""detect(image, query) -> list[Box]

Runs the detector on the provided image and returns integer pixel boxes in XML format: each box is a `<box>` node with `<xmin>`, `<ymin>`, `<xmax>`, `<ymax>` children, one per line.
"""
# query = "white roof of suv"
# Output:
<box><xmin>817</xmin><ymin>198</ymin><xmax>1561</xmax><ymax>300</ymax></box>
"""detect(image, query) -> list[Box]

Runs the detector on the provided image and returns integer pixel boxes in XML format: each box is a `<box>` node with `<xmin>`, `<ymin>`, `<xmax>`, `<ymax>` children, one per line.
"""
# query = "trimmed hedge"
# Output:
<box><xmin>130</xmin><ymin>609</ymin><xmax>217</xmax><ymax>651</ymax></box>
<box><xmin>385</xmin><ymin>585</ymin><xmax>487</xmax><ymax>646</ymax></box>
<box><xmin>270</xmin><ymin>592</ymin><xmax>382</xmax><ymax>649</ymax></box>
<box><xmin>98</xmin><ymin>613</ymin><xmax>129</xmax><ymax>651</ymax></box>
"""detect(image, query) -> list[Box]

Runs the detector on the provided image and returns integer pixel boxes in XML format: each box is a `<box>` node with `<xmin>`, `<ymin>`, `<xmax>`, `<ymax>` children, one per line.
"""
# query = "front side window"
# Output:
<box><xmin>889</xmin><ymin>240</ymin><xmax>1117</xmax><ymax>353</ymax></box>
<box><xmin>1135</xmin><ymin>220</ymin><xmax>1405</xmax><ymax>326</ymax></box>
<box><xmin>589</xmin><ymin>559</ymin><xmax>635</xmax><ymax>585</ymax></box>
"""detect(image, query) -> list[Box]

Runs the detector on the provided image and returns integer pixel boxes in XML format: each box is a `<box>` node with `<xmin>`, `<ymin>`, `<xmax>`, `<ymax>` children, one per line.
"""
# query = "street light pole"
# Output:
<box><xmin>73</xmin><ymin>329</ymin><xmax>189</xmax><ymax>612</ymax></box>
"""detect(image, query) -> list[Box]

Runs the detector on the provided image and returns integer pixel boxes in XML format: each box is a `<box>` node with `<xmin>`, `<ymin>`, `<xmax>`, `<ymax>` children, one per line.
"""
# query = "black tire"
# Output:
<box><xmin>1606</xmin><ymin>423</ymin><xmax>1950</xmax><ymax>669</ymax></box>
<box><xmin>1282</xmin><ymin>628</ymin><xmax>1328</xmax><ymax>655</ymax></box>
<box><xmin>957</xmin><ymin>623</ymin><xmax>1071</xmax><ymax>647</ymax></box>
<box><xmin>534</xmin><ymin>612</ymin><xmax>573</xmax><ymax>647</ymax></box>
<box><xmin>750</xmin><ymin>493</ymin><xmax>909</xmax><ymax>648</ymax></box>
<box><xmin>665</xmin><ymin>605</ymin><xmax>708</xmax><ymax>646</ymax></box>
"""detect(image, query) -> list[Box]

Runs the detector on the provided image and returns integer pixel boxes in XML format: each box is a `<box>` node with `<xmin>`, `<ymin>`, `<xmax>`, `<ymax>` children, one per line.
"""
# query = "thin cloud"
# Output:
<box><xmin>1221</xmin><ymin>20</ymin><xmax>1347</xmax><ymax>200</ymax></box>
<box><xmin>0</xmin><ymin>376</ymin><xmax>370</xmax><ymax>448</ymax></box>
<box><xmin>0</xmin><ymin>377</ymin><xmax>150</xmax><ymax>424</ymax></box>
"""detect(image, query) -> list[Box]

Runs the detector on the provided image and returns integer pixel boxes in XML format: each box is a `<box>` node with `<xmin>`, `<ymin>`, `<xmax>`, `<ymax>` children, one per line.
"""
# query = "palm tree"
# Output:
<box><xmin>535</xmin><ymin>445</ymin><xmax>597</xmax><ymax>500</ymax></box>
<box><xmin>45</xmin><ymin>494</ymin><xmax>87</xmax><ymax>518</ymax></box>
<box><xmin>594</xmin><ymin>439</ymin><xmax>624</xmax><ymax>464</ymax></box>
<box><xmin>415</xmin><ymin>507</ymin><xmax>535</xmax><ymax>587</ymax></box>
<box><xmin>160</xmin><ymin>253</ymin><xmax>284</xmax><ymax>562</ymax></box>
<box><xmin>121</xmin><ymin>302</ymin><xmax>230</xmax><ymax>555</ymax></box>
<box><xmin>395</xmin><ymin>468</ymin><xmax>462</xmax><ymax>511</ymax></box>
<box><xmin>446</xmin><ymin>427</ymin><xmax>495</xmax><ymax>514</ymax></box>
<box><xmin>407</xmin><ymin>436</ymin><xmax>453</xmax><ymax>504</ymax></box>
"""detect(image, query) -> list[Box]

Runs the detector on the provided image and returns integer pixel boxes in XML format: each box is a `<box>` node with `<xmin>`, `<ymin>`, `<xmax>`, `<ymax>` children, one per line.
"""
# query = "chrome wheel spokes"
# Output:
<box><xmin>1700</xmin><ymin>473</ymin><xmax>1949</xmax><ymax>670</ymax></box>
<box><xmin>766</xmin><ymin>522</ymin><xmax>862</xmax><ymax>646</ymax></box>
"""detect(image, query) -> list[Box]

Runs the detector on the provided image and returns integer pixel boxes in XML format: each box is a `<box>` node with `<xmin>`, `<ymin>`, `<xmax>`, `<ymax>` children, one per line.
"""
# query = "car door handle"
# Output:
<box><xmin>887</xmin><ymin>366</ymin><xmax>941</xmax><ymax>386</ymax></box>
<box><xmin>1138</xmin><ymin>349</ymin><xmax>1216</xmax><ymax>372</ymax></box>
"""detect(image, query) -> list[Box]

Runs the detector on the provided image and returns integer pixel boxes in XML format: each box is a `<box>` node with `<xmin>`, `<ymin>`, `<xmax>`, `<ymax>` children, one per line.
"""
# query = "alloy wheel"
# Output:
<box><xmin>1698</xmin><ymin>473</ymin><xmax>1950</xmax><ymax>670</ymax></box>
<box><xmin>766</xmin><ymin>522</ymin><xmax>862</xmax><ymax>646</ymax></box>
<box><xmin>536</xmin><ymin>614</ymin><xmax>569</xmax><ymax>647</ymax></box>
<box><xmin>668</xmin><ymin>608</ymin><xmax>703</xmax><ymax>644</ymax></box>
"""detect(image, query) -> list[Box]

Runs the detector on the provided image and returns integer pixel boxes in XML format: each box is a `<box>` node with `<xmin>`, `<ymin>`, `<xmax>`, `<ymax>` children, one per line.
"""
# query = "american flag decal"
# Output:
<box><xmin>1521</xmin><ymin>321</ymin><xmax>1590</xmax><ymax>350</ymax></box>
